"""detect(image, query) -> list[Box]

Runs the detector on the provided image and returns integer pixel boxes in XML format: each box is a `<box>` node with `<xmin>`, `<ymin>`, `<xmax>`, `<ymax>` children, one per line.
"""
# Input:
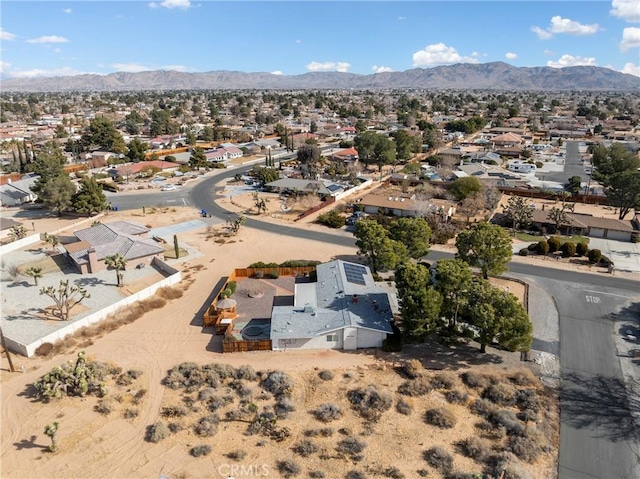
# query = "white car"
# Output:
<box><xmin>160</xmin><ymin>184</ymin><xmax>178</xmax><ymax>191</ymax></box>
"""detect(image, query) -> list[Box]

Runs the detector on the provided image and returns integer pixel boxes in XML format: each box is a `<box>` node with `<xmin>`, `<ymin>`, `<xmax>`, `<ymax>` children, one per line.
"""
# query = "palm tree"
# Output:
<box><xmin>25</xmin><ymin>266</ymin><xmax>43</xmax><ymax>286</ymax></box>
<box><xmin>104</xmin><ymin>254</ymin><xmax>127</xmax><ymax>287</ymax></box>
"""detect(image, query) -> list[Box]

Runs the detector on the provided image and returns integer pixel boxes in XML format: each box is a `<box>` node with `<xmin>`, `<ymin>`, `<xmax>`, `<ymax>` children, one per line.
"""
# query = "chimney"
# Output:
<box><xmin>88</xmin><ymin>248</ymin><xmax>99</xmax><ymax>273</ymax></box>
<box><xmin>352</xmin><ymin>294</ymin><xmax>358</xmax><ymax>304</ymax></box>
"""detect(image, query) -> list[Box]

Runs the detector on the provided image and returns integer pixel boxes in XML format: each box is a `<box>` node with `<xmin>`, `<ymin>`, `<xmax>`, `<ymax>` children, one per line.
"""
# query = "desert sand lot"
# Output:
<box><xmin>1</xmin><ymin>203</ymin><xmax>555</xmax><ymax>479</ymax></box>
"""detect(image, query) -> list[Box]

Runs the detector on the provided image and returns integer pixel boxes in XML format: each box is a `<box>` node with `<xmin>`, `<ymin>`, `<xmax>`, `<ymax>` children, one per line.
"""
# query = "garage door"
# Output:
<box><xmin>589</xmin><ymin>228</ymin><xmax>605</xmax><ymax>238</ymax></box>
<box><xmin>607</xmin><ymin>230</ymin><xmax>632</xmax><ymax>242</ymax></box>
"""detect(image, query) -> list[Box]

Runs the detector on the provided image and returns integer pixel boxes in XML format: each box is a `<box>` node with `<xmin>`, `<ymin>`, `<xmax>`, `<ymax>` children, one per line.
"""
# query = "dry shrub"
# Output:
<box><xmin>516</xmin><ymin>389</ymin><xmax>542</xmax><ymax>414</ymax></box>
<box><xmin>431</xmin><ymin>371</ymin><xmax>457</xmax><ymax>390</ymax></box>
<box><xmin>382</xmin><ymin>466</ymin><xmax>405</xmax><ymax>479</ymax></box>
<box><xmin>305</xmin><ymin>428</ymin><xmax>334</xmax><ymax>438</ymax></box>
<box><xmin>168</xmin><ymin>422</ymin><xmax>184</xmax><ymax>433</ymax></box>
<box><xmin>457</xmin><ymin>436</ymin><xmax>492</xmax><ymax>461</ymax></box>
<box><xmin>198</xmin><ymin>387</ymin><xmax>217</xmax><ymax>402</ymax></box>
<box><xmin>423</xmin><ymin>445</ymin><xmax>453</xmax><ymax>472</ymax></box>
<box><xmin>345</xmin><ymin>472</ymin><xmax>366</xmax><ymax>479</ymax></box>
<box><xmin>396</xmin><ymin>398</ymin><xmax>413</xmax><ymax>416</ymax></box>
<box><xmin>318</xmin><ymin>370</ymin><xmax>334</xmax><ymax>381</ymax></box>
<box><xmin>508</xmin><ymin>369</ymin><xmax>539</xmax><ymax>387</ymax></box>
<box><xmin>123</xmin><ymin>408</ymin><xmax>139</xmax><ymax>419</ymax></box>
<box><xmin>347</xmin><ymin>385</ymin><xmax>392</xmax><ymax>421</ymax></box>
<box><xmin>445</xmin><ymin>389</ymin><xmax>469</xmax><ymax>405</ymax></box>
<box><xmin>261</xmin><ymin>371</ymin><xmax>295</xmax><ymax>396</ymax></box>
<box><xmin>140</xmin><ymin>296</ymin><xmax>167</xmax><ymax>311</ymax></box>
<box><xmin>336</xmin><ymin>437</ymin><xmax>367</xmax><ymax>457</ymax></box>
<box><xmin>424</xmin><ymin>407</ymin><xmax>457</xmax><ymax>428</ymax></box>
<box><xmin>156</xmin><ymin>286</ymin><xmax>183</xmax><ymax>300</ymax></box>
<box><xmin>275</xmin><ymin>396</ymin><xmax>296</xmax><ymax>419</ymax></box>
<box><xmin>309</xmin><ymin>471</ymin><xmax>326</xmax><ymax>478</ymax></box>
<box><xmin>190</xmin><ymin>444</ymin><xmax>212</xmax><ymax>457</ymax></box>
<box><xmin>314</xmin><ymin>403</ymin><xmax>343</xmax><ymax>423</ymax></box>
<box><xmin>482</xmin><ymin>382</ymin><xmax>517</xmax><ymax>406</ymax></box>
<box><xmin>95</xmin><ymin>398</ymin><xmax>114</xmax><ymax>415</ymax></box>
<box><xmin>471</xmin><ymin>398</ymin><xmax>497</xmax><ymax>419</ymax></box>
<box><xmin>133</xmin><ymin>389</ymin><xmax>147</xmax><ymax>405</ymax></box>
<box><xmin>487</xmin><ymin>409</ymin><xmax>525</xmax><ymax>436</ymax></box>
<box><xmin>35</xmin><ymin>342</ymin><xmax>54</xmax><ymax>357</ymax></box>
<box><xmin>398</xmin><ymin>378</ymin><xmax>432</xmax><ymax>397</ymax></box>
<box><xmin>403</xmin><ymin>359</ymin><xmax>424</xmax><ymax>379</ymax></box>
<box><xmin>226</xmin><ymin>450</ymin><xmax>248</xmax><ymax>461</ymax></box>
<box><xmin>460</xmin><ymin>370</ymin><xmax>489</xmax><ymax>389</ymax></box>
<box><xmin>276</xmin><ymin>459</ymin><xmax>301</xmax><ymax>478</ymax></box>
<box><xmin>507</xmin><ymin>434</ymin><xmax>543</xmax><ymax>463</ymax></box>
<box><xmin>147</xmin><ymin>420</ymin><xmax>170</xmax><ymax>443</ymax></box>
<box><xmin>161</xmin><ymin>406</ymin><xmax>188</xmax><ymax>418</ymax></box>
<box><xmin>292</xmin><ymin>439</ymin><xmax>319</xmax><ymax>457</ymax></box>
<box><xmin>194</xmin><ymin>414</ymin><xmax>219</xmax><ymax>437</ymax></box>
<box><xmin>234</xmin><ymin>364</ymin><xmax>257</xmax><ymax>381</ymax></box>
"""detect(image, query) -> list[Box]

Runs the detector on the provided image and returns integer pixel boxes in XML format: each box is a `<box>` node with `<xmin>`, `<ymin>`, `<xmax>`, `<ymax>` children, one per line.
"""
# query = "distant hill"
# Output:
<box><xmin>2</xmin><ymin>62</ymin><xmax>639</xmax><ymax>92</ymax></box>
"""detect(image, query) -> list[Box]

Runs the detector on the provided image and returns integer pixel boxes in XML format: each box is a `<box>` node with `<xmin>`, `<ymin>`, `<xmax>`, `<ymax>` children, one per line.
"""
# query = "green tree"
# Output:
<box><xmin>567</xmin><ymin>175</ymin><xmax>582</xmax><ymax>194</ymax></box>
<box><xmin>388</xmin><ymin>217</ymin><xmax>431</xmax><ymax>260</ymax></box>
<box><xmin>104</xmin><ymin>254</ymin><xmax>127</xmax><ymax>287</ymax></box>
<box><xmin>391</xmin><ymin>129</ymin><xmax>421</xmax><ymax>161</ymax></box>
<box><xmin>189</xmin><ymin>147</ymin><xmax>207</xmax><ymax>169</ymax></box>
<box><xmin>434</xmin><ymin>259</ymin><xmax>473</xmax><ymax>335</ymax></box>
<box><xmin>126</xmin><ymin>137</ymin><xmax>148</xmax><ymax>163</ymax></box>
<box><xmin>297</xmin><ymin>144</ymin><xmax>321</xmax><ymax>178</ymax></box>
<box><xmin>449</xmin><ymin>177</ymin><xmax>482</xmax><ymax>201</ymax></box>
<box><xmin>82</xmin><ymin>117</ymin><xmax>126</xmax><ymax>153</ymax></box>
<box><xmin>72</xmin><ymin>177</ymin><xmax>107</xmax><ymax>215</ymax></box>
<box><xmin>44</xmin><ymin>422</ymin><xmax>59</xmax><ymax>452</ymax></box>
<box><xmin>602</xmin><ymin>171</ymin><xmax>640</xmax><ymax>220</ymax></box>
<box><xmin>502</xmin><ymin>196</ymin><xmax>533</xmax><ymax>235</ymax></box>
<box><xmin>40</xmin><ymin>175</ymin><xmax>76</xmax><ymax>215</ymax></box>
<box><xmin>394</xmin><ymin>262</ymin><xmax>442</xmax><ymax>341</ymax></box>
<box><xmin>25</xmin><ymin>266</ymin><xmax>43</xmax><ymax>286</ymax></box>
<box><xmin>252</xmin><ymin>166</ymin><xmax>279</xmax><ymax>184</ymax></box>
<box><xmin>30</xmin><ymin>141</ymin><xmax>67</xmax><ymax>195</ymax></box>
<box><xmin>591</xmin><ymin>142</ymin><xmax>640</xmax><ymax>179</ymax></box>
<box><xmin>354</xmin><ymin>218</ymin><xmax>406</xmax><ymax>274</ymax></box>
<box><xmin>455</xmin><ymin>221</ymin><xmax>513</xmax><ymax>279</ymax></box>
<box><xmin>39</xmin><ymin>280</ymin><xmax>90</xmax><ymax>321</ymax></box>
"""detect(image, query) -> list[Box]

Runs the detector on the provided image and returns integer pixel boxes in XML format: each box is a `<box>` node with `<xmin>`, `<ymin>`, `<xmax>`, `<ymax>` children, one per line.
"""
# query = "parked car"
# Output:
<box><xmin>160</xmin><ymin>184</ymin><xmax>178</xmax><ymax>191</ymax></box>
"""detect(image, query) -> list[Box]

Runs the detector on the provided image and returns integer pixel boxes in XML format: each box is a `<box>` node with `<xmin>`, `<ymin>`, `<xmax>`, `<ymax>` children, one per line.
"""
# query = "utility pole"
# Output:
<box><xmin>0</xmin><ymin>327</ymin><xmax>16</xmax><ymax>372</ymax></box>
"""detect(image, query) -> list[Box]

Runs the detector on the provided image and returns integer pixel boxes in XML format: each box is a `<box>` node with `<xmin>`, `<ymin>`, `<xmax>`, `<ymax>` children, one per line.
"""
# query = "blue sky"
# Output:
<box><xmin>1</xmin><ymin>1</ymin><xmax>639</xmax><ymax>79</ymax></box>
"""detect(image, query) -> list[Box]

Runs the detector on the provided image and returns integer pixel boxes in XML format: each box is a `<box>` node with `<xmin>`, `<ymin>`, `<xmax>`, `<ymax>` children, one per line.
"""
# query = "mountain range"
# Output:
<box><xmin>2</xmin><ymin>62</ymin><xmax>639</xmax><ymax>92</ymax></box>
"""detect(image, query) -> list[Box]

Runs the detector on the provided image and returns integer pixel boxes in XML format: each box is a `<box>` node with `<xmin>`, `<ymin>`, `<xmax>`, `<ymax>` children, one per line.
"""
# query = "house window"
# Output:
<box><xmin>326</xmin><ymin>334</ymin><xmax>339</xmax><ymax>342</ymax></box>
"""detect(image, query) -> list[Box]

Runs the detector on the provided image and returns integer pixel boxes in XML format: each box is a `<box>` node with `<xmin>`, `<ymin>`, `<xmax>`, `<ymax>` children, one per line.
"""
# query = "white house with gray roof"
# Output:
<box><xmin>270</xmin><ymin>260</ymin><xmax>393</xmax><ymax>351</ymax></box>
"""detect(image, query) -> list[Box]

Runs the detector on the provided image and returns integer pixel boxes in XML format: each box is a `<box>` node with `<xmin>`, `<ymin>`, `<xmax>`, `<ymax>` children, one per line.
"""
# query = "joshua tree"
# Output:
<box><xmin>173</xmin><ymin>235</ymin><xmax>180</xmax><ymax>259</ymax></box>
<box><xmin>8</xmin><ymin>225</ymin><xmax>28</xmax><ymax>241</ymax></box>
<box><xmin>44</xmin><ymin>422</ymin><xmax>59</xmax><ymax>452</ymax></box>
<box><xmin>44</xmin><ymin>233</ymin><xmax>60</xmax><ymax>252</ymax></box>
<box><xmin>39</xmin><ymin>280</ymin><xmax>90</xmax><ymax>321</ymax></box>
<box><xmin>253</xmin><ymin>193</ymin><xmax>267</xmax><ymax>215</ymax></box>
<box><xmin>25</xmin><ymin>266</ymin><xmax>43</xmax><ymax>286</ymax></box>
<box><xmin>230</xmin><ymin>215</ymin><xmax>246</xmax><ymax>235</ymax></box>
<box><xmin>104</xmin><ymin>254</ymin><xmax>127</xmax><ymax>287</ymax></box>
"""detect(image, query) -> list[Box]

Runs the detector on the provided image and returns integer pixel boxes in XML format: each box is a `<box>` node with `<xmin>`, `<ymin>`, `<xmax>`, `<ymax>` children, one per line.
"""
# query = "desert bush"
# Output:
<box><xmin>209</xmin><ymin>395</ymin><xmax>234</xmax><ymax>411</ymax></box>
<box><xmin>161</xmin><ymin>406</ymin><xmax>188</xmax><ymax>418</ymax></box>
<box><xmin>133</xmin><ymin>389</ymin><xmax>147</xmax><ymax>405</ymax></box>
<box><xmin>141</xmin><ymin>296</ymin><xmax>166</xmax><ymax>310</ymax></box>
<box><xmin>95</xmin><ymin>398</ymin><xmax>114</xmax><ymax>415</ymax></box>
<box><xmin>445</xmin><ymin>389</ymin><xmax>469</xmax><ymax>405</ymax></box>
<box><xmin>345</xmin><ymin>472</ymin><xmax>366</xmax><ymax>479</ymax></box>
<box><xmin>423</xmin><ymin>446</ymin><xmax>453</xmax><ymax>472</ymax></box>
<box><xmin>475</xmin><ymin>419</ymin><xmax>505</xmax><ymax>439</ymax></box>
<box><xmin>35</xmin><ymin>342</ymin><xmax>54</xmax><ymax>357</ymax></box>
<box><xmin>190</xmin><ymin>444</ymin><xmax>212</xmax><ymax>457</ymax></box>
<box><xmin>457</xmin><ymin>436</ymin><xmax>491</xmax><ymax>461</ymax></box>
<box><xmin>234</xmin><ymin>364</ymin><xmax>257</xmax><ymax>381</ymax></box>
<box><xmin>382</xmin><ymin>467</ymin><xmax>405</xmax><ymax>479</ymax></box>
<box><xmin>317</xmin><ymin>210</ymin><xmax>347</xmax><ymax>228</ymax></box>
<box><xmin>398</xmin><ymin>378</ymin><xmax>432</xmax><ymax>397</ymax></box>
<box><xmin>198</xmin><ymin>387</ymin><xmax>217</xmax><ymax>401</ymax></box>
<box><xmin>446</xmin><ymin>473</ymin><xmax>484</xmax><ymax>479</ymax></box>
<box><xmin>194</xmin><ymin>414</ymin><xmax>219</xmax><ymax>437</ymax></box>
<box><xmin>561</xmin><ymin>241</ymin><xmax>576</xmax><ymax>257</ymax></box>
<box><xmin>203</xmin><ymin>362</ymin><xmax>235</xmax><ymax>379</ymax></box>
<box><xmin>292</xmin><ymin>439</ymin><xmax>319</xmax><ymax>457</ymax></box>
<box><xmin>516</xmin><ymin>389</ymin><xmax>542</xmax><ymax>414</ymax></box>
<box><xmin>168</xmin><ymin>422</ymin><xmax>184</xmax><ymax>433</ymax></box>
<box><xmin>348</xmin><ymin>385</ymin><xmax>393</xmax><ymax>420</ymax></box>
<box><xmin>147</xmin><ymin>420</ymin><xmax>170</xmax><ymax>443</ymax></box>
<box><xmin>588</xmin><ymin>248</ymin><xmax>602</xmax><ymax>263</ymax></box>
<box><xmin>519</xmin><ymin>248</ymin><xmax>529</xmax><ymax>256</ymax></box>
<box><xmin>416</xmin><ymin>470</ymin><xmax>429</xmax><ymax>477</ymax></box>
<box><xmin>396</xmin><ymin>398</ymin><xmax>413</xmax><ymax>415</ymax></box>
<box><xmin>275</xmin><ymin>396</ymin><xmax>296</xmax><ymax>419</ymax></box>
<box><xmin>470</xmin><ymin>398</ymin><xmax>496</xmax><ymax>418</ymax></box>
<box><xmin>536</xmin><ymin>240</ymin><xmax>549</xmax><ymax>254</ymax></box>
<box><xmin>261</xmin><ymin>371</ymin><xmax>294</xmax><ymax>396</ymax></box>
<box><xmin>315</xmin><ymin>403</ymin><xmax>343</xmax><ymax>423</ymax></box>
<box><xmin>277</xmin><ymin>459</ymin><xmax>301</xmax><ymax>478</ymax></box>
<box><xmin>517</xmin><ymin>408</ymin><xmax>538</xmax><ymax>423</ymax></box>
<box><xmin>123</xmin><ymin>408</ymin><xmax>139</xmax><ymax>419</ymax></box>
<box><xmin>156</xmin><ymin>286</ymin><xmax>183</xmax><ymax>300</ymax></box>
<box><xmin>424</xmin><ymin>408</ymin><xmax>457</xmax><ymax>428</ymax></box>
<box><xmin>508</xmin><ymin>370</ymin><xmax>538</xmax><ymax>387</ymax></box>
<box><xmin>482</xmin><ymin>382</ymin><xmax>517</xmax><ymax>406</ymax></box>
<box><xmin>309</xmin><ymin>471</ymin><xmax>326</xmax><ymax>478</ymax></box>
<box><xmin>402</xmin><ymin>359</ymin><xmax>424</xmax><ymax>379</ymax></box>
<box><xmin>576</xmin><ymin>242</ymin><xmax>589</xmax><ymax>257</ymax></box>
<box><xmin>599</xmin><ymin>255</ymin><xmax>614</xmax><ymax>266</ymax></box>
<box><xmin>226</xmin><ymin>450</ymin><xmax>248</xmax><ymax>461</ymax></box>
<box><xmin>431</xmin><ymin>372</ymin><xmax>457</xmax><ymax>390</ymax></box>
<box><xmin>337</xmin><ymin>437</ymin><xmax>367</xmax><ymax>456</ymax></box>
<box><xmin>318</xmin><ymin>370</ymin><xmax>334</xmax><ymax>381</ymax></box>
<box><xmin>487</xmin><ymin>409</ymin><xmax>524</xmax><ymax>436</ymax></box>
<box><xmin>547</xmin><ymin>236</ymin><xmax>561</xmax><ymax>253</ymax></box>
<box><xmin>507</xmin><ymin>434</ymin><xmax>542</xmax><ymax>463</ymax></box>
<box><xmin>460</xmin><ymin>371</ymin><xmax>488</xmax><ymax>389</ymax></box>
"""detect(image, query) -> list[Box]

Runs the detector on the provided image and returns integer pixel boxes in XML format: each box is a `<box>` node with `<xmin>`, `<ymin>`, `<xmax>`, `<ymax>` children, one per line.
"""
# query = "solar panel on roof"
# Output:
<box><xmin>343</xmin><ymin>263</ymin><xmax>367</xmax><ymax>285</ymax></box>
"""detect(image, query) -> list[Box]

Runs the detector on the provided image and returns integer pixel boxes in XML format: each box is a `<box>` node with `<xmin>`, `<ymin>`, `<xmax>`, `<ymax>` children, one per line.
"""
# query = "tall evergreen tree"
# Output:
<box><xmin>72</xmin><ymin>177</ymin><xmax>108</xmax><ymax>214</ymax></box>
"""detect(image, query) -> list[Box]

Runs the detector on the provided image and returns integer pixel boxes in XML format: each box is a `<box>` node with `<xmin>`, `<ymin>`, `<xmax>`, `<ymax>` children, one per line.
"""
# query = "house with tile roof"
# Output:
<box><xmin>270</xmin><ymin>260</ymin><xmax>394</xmax><ymax>350</ymax></box>
<box><xmin>529</xmin><ymin>210</ymin><xmax>638</xmax><ymax>242</ymax></box>
<box><xmin>331</xmin><ymin>147</ymin><xmax>359</xmax><ymax>164</ymax></box>
<box><xmin>0</xmin><ymin>176</ymin><xmax>38</xmax><ymax>206</ymax></box>
<box><xmin>65</xmin><ymin>221</ymin><xmax>165</xmax><ymax>274</ymax></box>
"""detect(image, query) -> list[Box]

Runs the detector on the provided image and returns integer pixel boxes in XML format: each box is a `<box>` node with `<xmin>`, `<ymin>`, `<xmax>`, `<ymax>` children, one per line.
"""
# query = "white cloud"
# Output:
<box><xmin>63</xmin><ymin>8</ymin><xmax>72</xmax><ymax>14</ymax></box>
<box><xmin>111</xmin><ymin>63</ymin><xmax>153</xmax><ymax>73</ymax></box>
<box><xmin>372</xmin><ymin>65</ymin><xmax>394</xmax><ymax>73</ymax></box>
<box><xmin>397</xmin><ymin>16</ymin><xmax>406</xmax><ymax>21</ymax></box>
<box><xmin>295</xmin><ymin>39</ymin><xmax>302</xmax><ymax>44</ymax></box>
<box><xmin>306</xmin><ymin>61</ymin><xmax>351</xmax><ymax>73</ymax></box>
<box><xmin>620</xmin><ymin>27</ymin><xmax>640</xmax><ymax>51</ymax></box>
<box><xmin>0</xmin><ymin>28</ymin><xmax>17</xmax><ymax>41</ymax></box>
<box><xmin>532</xmin><ymin>16</ymin><xmax>600</xmax><ymax>39</ymax></box>
<box><xmin>149</xmin><ymin>0</ymin><xmax>191</xmax><ymax>9</ymax></box>
<box><xmin>412</xmin><ymin>43</ymin><xmax>479</xmax><ymax>66</ymax></box>
<box><xmin>5</xmin><ymin>66</ymin><xmax>92</xmax><ymax>79</ymax></box>
<box><xmin>547</xmin><ymin>54</ymin><xmax>598</xmax><ymax>68</ymax></box>
<box><xmin>505</xmin><ymin>52</ymin><xmax>518</xmax><ymax>60</ymax></box>
<box><xmin>610</xmin><ymin>0</ymin><xmax>640</xmax><ymax>22</ymax></box>
<box><xmin>621</xmin><ymin>62</ymin><xmax>640</xmax><ymax>77</ymax></box>
<box><xmin>0</xmin><ymin>61</ymin><xmax>11</xmax><ymax>73</ymax></box>
<box><xmin>27</xmin><ymin>35</ymin><xmax>69</xmax><ymax>44</ymax></box>
<box><xmin>271</xmin><ymin>71</ymin><xmax>283</xmax><ymax>75</ymax></box>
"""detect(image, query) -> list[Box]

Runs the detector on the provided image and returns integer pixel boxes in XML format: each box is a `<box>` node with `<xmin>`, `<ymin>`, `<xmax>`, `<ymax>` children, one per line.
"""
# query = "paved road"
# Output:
<box><xmin>536</xmin><ymin>140</ymin><xmax>587</xmax><ymax>184</ymax></box>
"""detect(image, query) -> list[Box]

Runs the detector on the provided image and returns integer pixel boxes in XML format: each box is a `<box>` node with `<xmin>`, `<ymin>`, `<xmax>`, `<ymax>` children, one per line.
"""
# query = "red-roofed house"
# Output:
<box><xmin>331</xmin><ymin>147</ymin><xmax>359</xmax><ymax>164</ymax></box>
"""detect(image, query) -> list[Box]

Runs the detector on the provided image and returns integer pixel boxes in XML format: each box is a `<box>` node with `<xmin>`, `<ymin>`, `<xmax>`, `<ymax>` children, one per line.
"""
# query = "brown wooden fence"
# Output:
<box><xmin>294</xmin><ymin>196</ymin><xmax>336</xmax><ymax>221</ymax></box>
<box><xmin>497</xmin><ymin>187</ymin><xmax>610</xmax><ymax>205</ymax></box>
<box><xmin>203</xmin><ymin>272</ymin><xmax>237</xmax><ymax>327</ymax></box>
<box><xmin>233</xmin><ymin>266</ymin><xmax>316</xmax><ymax>278</ymax></box>
<box><xmin>223</xmin><ymin>339</ymin><xmax>272</xmax><ymax>353</ymax></box>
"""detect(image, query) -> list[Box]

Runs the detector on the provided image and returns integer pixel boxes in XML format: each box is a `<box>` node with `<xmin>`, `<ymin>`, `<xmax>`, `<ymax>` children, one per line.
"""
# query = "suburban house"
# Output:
<box><xmin>453</xmin><ymin>163</ymin><xmax>528</xmax><ymax>187</ymax></box>
<box><xmin>148</xmin><ymin>134</ymin><xmax>187</xmax><ymax>149</ymax></box>
<box><xmin>265</xmin><ymin>178</ymin><xmax>333</xmax><ymax>196</ymax></box>
<box><xmin>65</xmin><ymin>221</ymin><xmax>165</xmax><ymax>274</ymax></box>
<box><xmin>0</xmin><ymin>176</ymin><xmax>38</xmax><ymax>206</ymax></box>
<box><xmin>529</xmin><ymin>209</ymin><xmax>639</xmax><ymax>242</ymax></box>
<box><xmin>507</xmin><ymin>160</ymin><xmax>537</xmax><ymax>173</ymax></box>
<box><xmin>331</xmin><ymin>147</ymin><xmax>359</xmax><ymax>165</ymax></box>
<box><xmin>270</xmin><ymin>260</ymin><xmax>394</xmax><ymax>350</ymax></box>
<box><xmin>0</xmin><ymin>217</ymin><xmax>23</xmax><ymax>239</ymax></box>
<box><xmin>490</xmin><ymin>132</ymin><xmax>525</xmax><ymax>147</ymax></box>
<box><xmin>204</xmin><ymin>145</ymin><xmax>243</xmax><ymax>163</ymax></box>
<box><xmin>359</xmin><ymin>191</ymin><xmax>456</xmax><ymax>219</ymax></box>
